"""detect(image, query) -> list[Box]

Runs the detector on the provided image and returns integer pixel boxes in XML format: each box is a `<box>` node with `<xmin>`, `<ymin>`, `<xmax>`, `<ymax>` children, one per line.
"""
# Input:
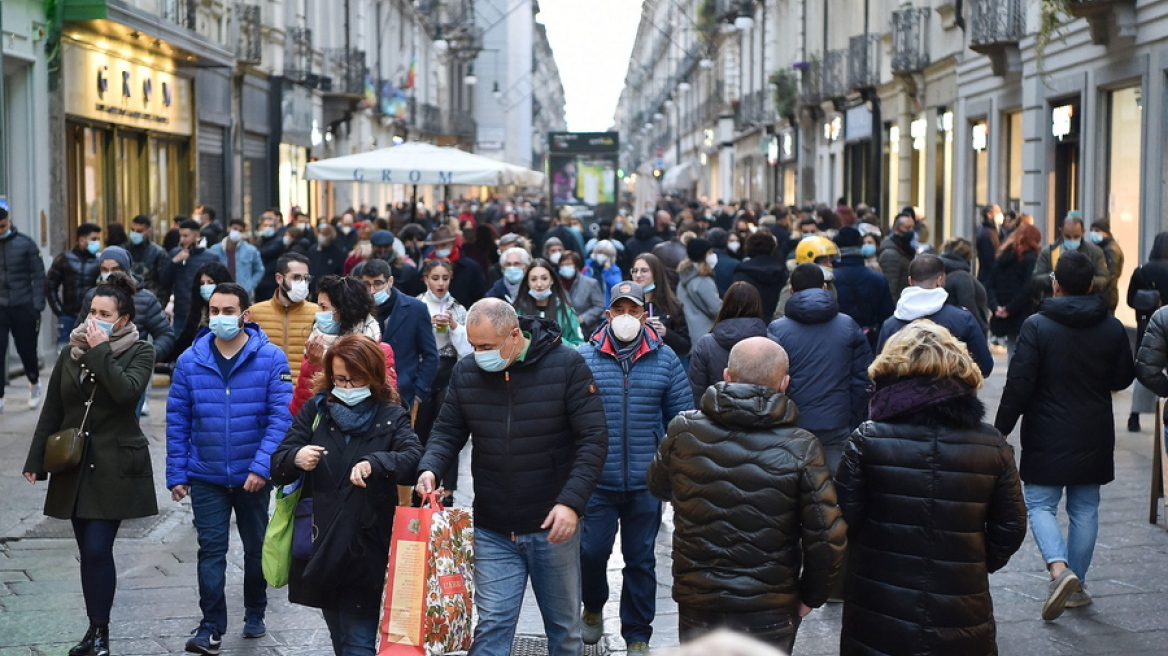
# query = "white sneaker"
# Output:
<box><xmin>28</xmin><ymin>383</ymin><xmax>43</xmax><ymax>410</ymax></box>
<box><xmin>141</xmin><ymin>398</ymin><xmax>151</xmax><ymax>416</ymax></box>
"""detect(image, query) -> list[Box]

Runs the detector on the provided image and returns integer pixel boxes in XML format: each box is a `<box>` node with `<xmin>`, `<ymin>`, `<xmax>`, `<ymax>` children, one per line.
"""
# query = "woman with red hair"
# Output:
<box><xmin>988</xmin><ymin>220</ymin><xmax>1042</xmax><ymax>359</ymax></box>
<box><xmin>270</xmin><ymin>334</ymin><xmax>422</xmax><ymax>655</ymax></box>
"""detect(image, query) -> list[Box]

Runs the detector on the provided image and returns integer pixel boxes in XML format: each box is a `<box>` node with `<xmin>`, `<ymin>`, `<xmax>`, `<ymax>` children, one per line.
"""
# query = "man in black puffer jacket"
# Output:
<box><xmin>649</xmin><ymin>337</ymin><xmax>846</xmax><ymax>653</ymax></box>
<box><xmin>996</xmin><ymin>251</ymin><xmax>1135</xmax><ymax>621</ymax></box>
<box><xmin>416</xmin><ymin>299</ymin><xmax>608</xmax><ymax>656</ymax></box>
<box><xmin>0</xmin><ymin>201</ymin><xmax>46</xmax><ymax>411</ymax></box>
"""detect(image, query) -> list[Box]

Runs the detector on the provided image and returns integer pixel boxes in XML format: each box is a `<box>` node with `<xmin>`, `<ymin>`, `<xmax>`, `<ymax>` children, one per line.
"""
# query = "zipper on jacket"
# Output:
<box><xmin>623</xmin><ymin>373</ymin><xmax>630</xmax><ymax>491</ymax></box>
<box><xmin>505</xmin><ymin>370</ymin><xmax>515</xmax><ymax>536</ymax></box>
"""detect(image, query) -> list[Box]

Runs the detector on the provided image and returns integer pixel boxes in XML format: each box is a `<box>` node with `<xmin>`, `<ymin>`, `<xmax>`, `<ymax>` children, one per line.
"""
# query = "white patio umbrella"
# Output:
<box><xmin>305</xmin><ymin>142</ymin><xmax>544</xmax><ymax>187</ymax></box>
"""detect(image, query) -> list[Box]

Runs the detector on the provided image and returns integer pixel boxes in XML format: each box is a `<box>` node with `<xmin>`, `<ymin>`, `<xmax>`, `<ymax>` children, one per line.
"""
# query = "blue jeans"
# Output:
<box><xmin>580</xmin><ymin>489</ymin><xmax>661</xmax><ymax>643</ymax></box>
<box><xmin>470</xmin><ymin>527</ymin><xmax>582</xmax><ymax>656</ymax></box>
<box><xmin>189</xmin><ymin>481</ymin><xmax>271</xmax><ymax>634</ymax></box>
<box><xmin>1024</xmin><ymin>484</ymin><xmax>1102</xmax><ymax>583</ymax></box>
<box><xmin>321</xmin><ymin>609</ymin><xmax>378</xmax><ymax>656</ymax></box>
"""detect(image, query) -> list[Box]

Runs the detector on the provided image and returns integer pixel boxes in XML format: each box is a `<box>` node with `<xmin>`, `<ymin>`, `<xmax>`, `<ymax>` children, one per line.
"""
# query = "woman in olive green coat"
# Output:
<box><xmin>23</xmin><ymin>273</ymin><xmax>157</xmax><ymax>656</ymax></box>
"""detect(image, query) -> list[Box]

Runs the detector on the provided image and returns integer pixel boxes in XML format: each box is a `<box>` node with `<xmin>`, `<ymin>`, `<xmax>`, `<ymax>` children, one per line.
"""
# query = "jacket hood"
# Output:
<box><xmin>700</xmin><ymin>382</ymin><xmax>800</xmax><ymax>430</ymax></box>
<box><xmin>514</xmin><ymin>315</ymin><xmax>564</xmax><ymax>365</ymax></box>
<box><xmin>1038</xmin><ymin>294</ymin><xmax>1110</xmax><ymax>328</ymax></box>
<box><xmin>712</xmin><ymin>317</ymin><xmax>768</xmax><ymax>350</ymax></box>
<box><xmin>894</xmin><ymin>286</ymin><xmax>949</xmax><ymax>321</ymax></box>
<box><xmin>939</xmin><ymin>252</ymin><xmax>972</xmax><ymax>273</ymax></box>
<box><xmin>635</xmin><ymin>224</ymin><xmax>657</xmax><ymax>240</ymax></box>
<box><xmin>785</xmin><ymin>288</ymin><xmax>839</xmax><ymax>324</ymax></box>
<box><xmin>735</xmin><ymin>256</ymin><xmax>787</xmax><ymax>284</ymax></box>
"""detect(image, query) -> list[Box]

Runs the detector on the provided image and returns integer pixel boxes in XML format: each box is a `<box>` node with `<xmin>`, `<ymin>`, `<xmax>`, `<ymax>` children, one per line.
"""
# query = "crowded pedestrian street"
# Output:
<box><xmin>2</xmin><ymin>347</ymin><xmax>1167</xmax><ymax>656</ymax></box>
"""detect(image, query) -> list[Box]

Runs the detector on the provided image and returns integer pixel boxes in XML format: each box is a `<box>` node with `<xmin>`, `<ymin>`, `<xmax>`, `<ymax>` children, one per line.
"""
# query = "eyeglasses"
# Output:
<box><xmin>332</xmin><ymin>376</ymin><xmax>365</xmax><ymax>388</ymax></box>
<box><xmin>286</xmin><ymin>273</ymin><xmax>313</xmax><ymax>283</ymax></box>
<box><xmin>362</xmin><ymin>279</ymin><xmax>390</xmax><ymax>290</ymax></box>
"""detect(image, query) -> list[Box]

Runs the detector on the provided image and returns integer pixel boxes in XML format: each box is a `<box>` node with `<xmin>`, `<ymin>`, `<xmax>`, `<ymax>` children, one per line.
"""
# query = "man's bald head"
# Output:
<box><xmin>725</xmin><ymin>337</ymin><xmax>790</xmax><ymax>392</ymax></box>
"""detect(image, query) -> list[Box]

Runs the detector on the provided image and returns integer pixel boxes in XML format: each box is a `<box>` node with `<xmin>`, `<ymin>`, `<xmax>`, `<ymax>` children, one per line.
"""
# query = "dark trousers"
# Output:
<box><xmin>190</xmin><ymin>481</ymin><xmax>271</xmax><ymax>634</ymax></box>
<box><xmin>413</xmin><ymin>355</ymin><xmax>459</xmax><ymax>489</ymax></box>
<box><xmin>580</xmin><ymin>489</ymin><xmax>662</xmax><ymax>643</ymax></box>
<box><xmin>679</xmin><ymin>606</ymin><xmax>801</xmax><ymax>654</ymax></box>
<box><xmin>0</xmin><ymin>303</ymin><xmax>40</xmax><ymax>397</ymax></box>
<box><xmin>71</xmin><ymin>518</ymin><xmax>122</xmax><ymax>625</ymax></box>
<box><xmin>322</xmin><ymin>608</ymin><xmax>379</xmax><ymax>656</ymax></box>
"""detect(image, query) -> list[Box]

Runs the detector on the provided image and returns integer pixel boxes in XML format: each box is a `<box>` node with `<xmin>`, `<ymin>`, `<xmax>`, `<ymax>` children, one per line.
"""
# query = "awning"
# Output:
<box><xmin>661</xmin><ymin>161</ymin><xmax>699</xmax><ymax>191</ymax></box>
<box><xmin>306</xmin><ymin>142</ymin><xmax>545</xmax><ymax>186</ymax></box>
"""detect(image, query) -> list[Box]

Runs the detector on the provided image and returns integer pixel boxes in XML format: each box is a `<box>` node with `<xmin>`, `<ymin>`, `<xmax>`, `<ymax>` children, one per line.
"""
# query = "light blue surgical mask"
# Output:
<box><xmin>558</xmin><ymin>265</ymin><xmax>577</xmax><ymax>279</ymax></box>
<box><xmin>435</xmin><ymin>248</ymin><xmax>453</xmax><ymax>259</ymax></box>
<box><xmin>474</xmin><ymin>334</ymin><xmax>515</xmax><ymax>372</ymax></box>
<box><xmin>332</xmin><ymin>386</ymin><xmax>372</xmax><ymax>406</ymax></box>
<box><xmin>643</xmin><ymin>283</ymin><xmax>656</xmax><ymax>293</ymax></box>
<box><xmin>128</xmin><ymin>231</ymin><xmax>145</xmax><ymax>246</ymax></box>
<box><xmin>86</xmin><ymin>241</ymin><xmax>101</xmax><ymax>255</ymax></box>
<box><xmin>373</xmin><ymin>289</ymin><xmax>390</xmax><ymax>305</ymax></box>
<box><xmin>209</xmin><ymin>315</ymin><xmax>243</xmax><ymax>340</ymax></box>
<box><xmin>99</xmin><ymin>272</ymin><xmax>113</xmax><ymax>282</ymax></box>
<box><xmin>861</xmin><ymin>244</ymin><xmax>877</xmax><ymax>258</ymax></box>
<box><xmin>200</xmin><ymin>283</ymin><xmax>216</xmax><ymax>301</ymax></box>
<box><xmin>93</xmin><ymin>318</ymin><xmax>116</xmax><ymax>336</ymax></box>
<box><xmin>503</xmin><ymin>267</ymin><xmax>525</xmax><ymax>285</ymax></box>
<box><xmin>1088</xmin><ymin>231</ymin><xmax>1104</xmax><ymax>244</ymax></box>
<box><xmin>1063</xmin><ymin>238</ymin><xmax>1081</xmax><ymax>251</ymax></box>
<box><xmin>315</xmin><ymin>310</ymin><xmax>340</xmax><ymax>335</ymax></box>
<box><xmin>529</xmin><ymin>288</ymin><xmax>552</xmax><ymax>301</ymax></box>
<box><xmin>261</xmin><ymin>227</ymin><xmax>276</xmax><ymax>238</ymax></box>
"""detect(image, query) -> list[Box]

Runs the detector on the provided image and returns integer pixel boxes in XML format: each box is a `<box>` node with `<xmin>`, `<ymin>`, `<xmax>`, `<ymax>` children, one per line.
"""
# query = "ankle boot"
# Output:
<box><xmin>1128</xmin><ymin>412</ymin><xmax>1141</xmax><ymax>432</ymax></box>
<box><xmin>90</xmin><ymin>625</ymin><xmax>110</xmax><ymax>656</ymax></box>
<box><xmin>69</xmin><ymin>625</ymin><xmax>97</xmax><ymax>656</ymax></box>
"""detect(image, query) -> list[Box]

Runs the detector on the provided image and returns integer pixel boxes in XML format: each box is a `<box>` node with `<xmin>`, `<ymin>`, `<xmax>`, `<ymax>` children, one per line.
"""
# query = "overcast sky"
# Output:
<box><xmin>538</xmin><ymin>0</ymin><xmax>641</xmax><ymax>132</ymax></box>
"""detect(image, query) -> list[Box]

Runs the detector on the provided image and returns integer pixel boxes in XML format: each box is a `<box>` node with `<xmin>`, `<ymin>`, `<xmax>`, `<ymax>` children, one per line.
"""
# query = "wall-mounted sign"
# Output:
<box><xmin>1052</xmin><ymin>104</ymin><xmax>1076</xmax><ymax>140</ymax></box>
<box><xmin>971</xmin><ymin>122</ymin><xmax>988</xmax><ymax>152</ymax></box>
<box><xmin>63</xmin><ymin>42</ymin><xmax>193</xmax><ymax>136</ymax></box>
<box><xmin>845</xmin><ymin>105</ymin><xmax>873</xmax><ymax>143</ymax></box>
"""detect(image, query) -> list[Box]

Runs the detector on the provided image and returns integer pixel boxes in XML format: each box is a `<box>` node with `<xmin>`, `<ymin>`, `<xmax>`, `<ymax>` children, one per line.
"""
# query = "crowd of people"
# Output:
<box><xmin>0</xmin><ymin>191</ymin><xmax>1162</xmax><ymax>656</ymax></box>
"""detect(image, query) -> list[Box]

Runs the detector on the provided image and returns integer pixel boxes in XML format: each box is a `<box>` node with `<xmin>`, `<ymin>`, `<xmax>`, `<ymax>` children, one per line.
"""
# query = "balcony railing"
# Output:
<box><xmin>284</xmin><ymin>28</ymin><xmax>313</xmax><ymax>83</ymax></box>
<box><xmin>237</xmin><ymin>4</ymin><xmax>262</xmax><ymax>65</ymax></box>
<box><xmin>159</xmin><ymin>0</ymin><xmax>196</xmax><ymax>30</ymax></box>
<box><xmin>448</xmin><ymin>110</ymin><xmax>476</xmax><ymax>138</ymax></box>
<box><xmin>415</xmin><ymin>102</ymin><xmax>443</xmax><ymax>134</ymax></box>
<box><xmin>735</xmin><ymin>88</ymin><xmax>771</xmax><ymax>131</ymax></box>
<box><xmin>822</xmin><ymin>49</ymin><xmax>848</xmax><ymax>100</ymax></box>
<box><xmin>848</xmin><ymin>34</ymin><xmax>881</xmax><ymax>91</ymax></box>
<box><xmin>969</xmin><ymin>0</ymin><xmax>1025</xmax><ymax>76</ymax></box>
<box><xmin>325</xmin><ymin>48</ymin><xmax>369</xmax><ymax>97</ymax></box>
<box><xmin>798</xmin><ymin>59</ymin><xmax>822</xmax><ymax>107</ymax></box>
<box><xmin>891</xmin><ymin>7</ymin><xmax>929</xmax><ymax>75</ymax></box>
<box><xmin>700</xmin><ymin>80</ymin><xmax>726</xmax><ymax>124</ymax></box>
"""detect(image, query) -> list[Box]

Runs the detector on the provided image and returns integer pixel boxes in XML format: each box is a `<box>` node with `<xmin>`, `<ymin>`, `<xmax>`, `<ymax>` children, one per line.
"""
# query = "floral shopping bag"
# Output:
<box><xmin>377</xmin><ymin>494</ymin><xmax>475</xmax><ymax>656</ymax></box>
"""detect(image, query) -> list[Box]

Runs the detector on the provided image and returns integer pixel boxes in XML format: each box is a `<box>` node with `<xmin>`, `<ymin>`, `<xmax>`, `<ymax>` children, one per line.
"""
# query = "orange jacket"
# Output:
<box><xmin>249</xmin><ymin>296</ymin><xmax>319</xmax><ymax>383</ymax></box>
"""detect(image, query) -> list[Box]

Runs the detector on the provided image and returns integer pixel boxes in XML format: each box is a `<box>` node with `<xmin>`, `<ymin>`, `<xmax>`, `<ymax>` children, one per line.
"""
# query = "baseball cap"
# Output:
<box><xmin>370</xmin><ymin>230</ymin><xmax>395</xmax><ymax>247</ymax></box>
<box><xmin>609</xmin><ymin>281</ymin><xmax>645</xmax><ymax>307</ymax></box>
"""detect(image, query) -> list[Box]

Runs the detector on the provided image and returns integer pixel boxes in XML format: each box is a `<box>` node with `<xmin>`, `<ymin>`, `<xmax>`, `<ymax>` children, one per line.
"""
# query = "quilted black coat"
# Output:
<box><xmin>647</xmin><ymin>382</ymin><xmax>846</xmax><ymax>614</ymax></box>
<box><xmin>835</xmin><ymin>394</ymin><xmax>1027</xmax><ymax>656</ymax></box>
<box><xmin>416</xmin><ymin>316</ymin><xmax>608</xmax><ymax>535</ymax></box>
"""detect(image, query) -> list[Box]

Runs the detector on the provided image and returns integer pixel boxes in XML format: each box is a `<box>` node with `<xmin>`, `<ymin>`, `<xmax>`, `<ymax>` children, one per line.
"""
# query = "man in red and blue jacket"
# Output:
<box><xmin>576</xmin><ymin>280</ymin><xmax>692</xmax><ymax>655</ymax></box>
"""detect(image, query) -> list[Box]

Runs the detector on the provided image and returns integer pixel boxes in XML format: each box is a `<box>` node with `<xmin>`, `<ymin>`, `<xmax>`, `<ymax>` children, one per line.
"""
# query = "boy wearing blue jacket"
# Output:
<box><xmin>166</xmin><ymin>282</ymin><xmax>293</xmax><ymax>655</ymax></box>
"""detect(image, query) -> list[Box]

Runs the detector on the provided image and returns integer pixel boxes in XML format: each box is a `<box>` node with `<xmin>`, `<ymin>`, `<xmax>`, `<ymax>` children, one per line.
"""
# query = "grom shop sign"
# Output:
<box><xmin>63</xmin><ymin>42</ymin><xmax>194</xmax><ymax>136</ymax></box>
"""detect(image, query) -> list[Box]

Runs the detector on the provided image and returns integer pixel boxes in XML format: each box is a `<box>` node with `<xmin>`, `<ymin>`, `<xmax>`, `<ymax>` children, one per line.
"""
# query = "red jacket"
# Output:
<box><xmin>290</xmin><ymin>342</ymin><xmax>398</xmax><ymax>416</ymax></box>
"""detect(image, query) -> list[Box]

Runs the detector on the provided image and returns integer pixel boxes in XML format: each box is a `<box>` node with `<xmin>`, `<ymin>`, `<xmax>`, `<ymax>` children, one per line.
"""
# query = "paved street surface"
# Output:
<box><xmin>3</xmin><ymin>348</ymin><xmax>1168</xmax><ymax>655</ymax></box>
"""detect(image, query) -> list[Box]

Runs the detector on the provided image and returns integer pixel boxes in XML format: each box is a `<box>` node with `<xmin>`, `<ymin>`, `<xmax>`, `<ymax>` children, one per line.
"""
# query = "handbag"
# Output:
<box><xmin>1133</xmin><ymin>279</ymin><xmax>1161</xmax><ymax>314</ymax></box>
<box><xmin>261</xmin><ymin>484</ymin><xmax>303</xmax><ymax>587</ymax></box>
<box><xmin>42</xmin><ymin>381</ymin><xmax>98</xmax><ymax>473</ymax></box>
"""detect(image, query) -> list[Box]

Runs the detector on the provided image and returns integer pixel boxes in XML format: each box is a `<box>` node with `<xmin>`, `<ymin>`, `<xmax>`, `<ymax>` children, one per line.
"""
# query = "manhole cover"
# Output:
<box><xmin>511</xmin><ymin>636</ymin><xmax>608</xmax><ymax>655</ymax></box>
<box><xmin>23</xmin><ymin>511</ymin><xmax>171</xmax><ymax>540</ymax></box>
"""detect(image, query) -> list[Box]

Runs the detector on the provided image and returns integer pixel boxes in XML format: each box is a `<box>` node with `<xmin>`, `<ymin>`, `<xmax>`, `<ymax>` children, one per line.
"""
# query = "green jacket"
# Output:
<box><xmin>24</xmin><ymin>342</ymin><xmax>158</xmax><ymax>521</ymax></box>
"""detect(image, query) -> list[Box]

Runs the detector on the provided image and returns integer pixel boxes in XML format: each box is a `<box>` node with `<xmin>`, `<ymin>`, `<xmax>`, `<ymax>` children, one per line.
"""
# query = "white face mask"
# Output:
<box><xmin>549</xmin><ymin>252</ymin><xmax>562</xmax><ymax>264</ymax></box>
<box><xmin>610</xmin><ymin>314</ymin><xmax>643</xmax><ymax>342</ymax></box>
<box><xmin>705</xmin><ymin>252</ymin><xmax>718</xmax><ymax>268</ymax></box>
<box><xmin>228</xmin><ymin>229</ymin><xmax>244</xmax><ymax>243</ymax></box>
<box><xmin>284</xmin><ymin>279</ymin><xmax>310</xmax><ymax>303</ymax></box>
<box><xmin>728</xmin><ymin>241</ymin><xmax>741</xmax><ymax>253</ymax></box>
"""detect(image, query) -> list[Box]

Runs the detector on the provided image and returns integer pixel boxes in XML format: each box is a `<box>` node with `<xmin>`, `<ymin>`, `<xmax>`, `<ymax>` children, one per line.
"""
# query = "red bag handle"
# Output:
<box><xmin>421</xmin><ymin>492</ymin><xmax>444</xmax><ymax>509</ymax></box>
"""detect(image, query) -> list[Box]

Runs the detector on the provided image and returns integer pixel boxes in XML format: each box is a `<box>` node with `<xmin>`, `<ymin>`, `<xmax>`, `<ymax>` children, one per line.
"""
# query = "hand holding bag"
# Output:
<box><xmin>262</xmin><ymin>483</ymin><xmax>303</xmax><ymax>588</ymax></box>
<box><xmin>42</xmin><ymin>381</ymin><xmax>98</xmax><ymax>473</ymax></box>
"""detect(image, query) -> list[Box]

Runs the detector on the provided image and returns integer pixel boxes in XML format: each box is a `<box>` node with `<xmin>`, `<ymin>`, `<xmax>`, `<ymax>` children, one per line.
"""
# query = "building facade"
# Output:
<box><xmin>616</xmin><ymin>0</ymin><xmax>1163</xmax><ymax>328</ymax></box>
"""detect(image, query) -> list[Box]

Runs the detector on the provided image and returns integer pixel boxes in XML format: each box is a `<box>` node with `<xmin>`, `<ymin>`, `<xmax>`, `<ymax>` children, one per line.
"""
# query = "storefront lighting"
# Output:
<box><xmin>889</xmin><ymin>125</ymin><xmax>900</xmax><ymax>154</ymax></box>
<box><xmin>910</xmin><ymin>118</ymin><xmax>927</xmax><ymax>150</ymax></box>
<box><xmin>971</xmin><ymin>123</ymin><xmax>988</xmax><ymax>152</ymax></box>
<box><xmin>1052</xmin><ymin>104</ymin><xmax>1074</xmax><ymax>140</ymax></box>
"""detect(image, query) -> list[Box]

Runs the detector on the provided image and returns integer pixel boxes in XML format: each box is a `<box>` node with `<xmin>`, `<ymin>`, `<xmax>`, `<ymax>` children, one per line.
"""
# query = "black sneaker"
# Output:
<box><xmin>242</xmin><ymin>614</ymin><xmax>266</xmax><ymax>638</ymax></box>
<box><xmin>1128</xmin><ymin>413</ymin><xmax>1141</xmax><ymax>432</ymax></box>
<box><xmin>185</xmin><ymin>625</ymin><xmax>222</xmax><ymax>655</ymax></box>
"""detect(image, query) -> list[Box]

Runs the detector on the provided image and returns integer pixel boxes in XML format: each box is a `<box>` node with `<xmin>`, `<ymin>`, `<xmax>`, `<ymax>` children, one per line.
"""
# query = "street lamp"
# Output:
<box><xmin>464</xmin><ymin>64</ymin><xmax>477</xmax><ymax>85</ymax></box>
<box><xmin>492</xmin><ymin>81</ymin><xmax>502</xmax><ymax>99</ymax></box>
<box><xmin>433</xmin><ymin>26</ymin><xmax>449</xmax><ymax>51</ymax></box>
<box><xmin>734</xmin><ymin>13</ymin><xmax>754</xmax><ymax>30</ymax></box>
<box><xmin>699</xmin><ymin>58</ymin><xmax>714</xmax><ymax>69</ymax></box>
<box><xmin>678</xmin><ymin>81</ymin><xmax>692</xmax><ymax>92</ymax></box>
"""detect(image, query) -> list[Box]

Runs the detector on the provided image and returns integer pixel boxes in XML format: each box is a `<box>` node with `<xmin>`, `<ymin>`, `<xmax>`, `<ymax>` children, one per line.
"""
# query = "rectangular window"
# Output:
<box><xmin>972</xmin><ymin>121</ymin><xmax>989</xmax><ymax>211</ymax></box>
<box><xmin>1006</xmin><ymin>111</ymin><xmax>1023</xmax><ymax>209</ymax></box>
<box><xmin>1107</xmin><ymin>86</ymin><xmax>1142</xmax><ymax>327</ymax></box>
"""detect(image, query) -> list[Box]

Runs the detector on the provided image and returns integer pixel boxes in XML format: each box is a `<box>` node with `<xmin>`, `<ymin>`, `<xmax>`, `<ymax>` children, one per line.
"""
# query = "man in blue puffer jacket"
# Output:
<box><xmin>768</xmin><ymin>264</ymin><xmax>873</xmax><ymax>473</ymax></box>
<box><xmin>577</xmin><ymin>280</ymin><xmax>691</xmax><ymax>655</ymax></box>
<box><xmin>165</xmin><ymin>282</ymin><xmax>293</xmax><ymax>654</ymax></box>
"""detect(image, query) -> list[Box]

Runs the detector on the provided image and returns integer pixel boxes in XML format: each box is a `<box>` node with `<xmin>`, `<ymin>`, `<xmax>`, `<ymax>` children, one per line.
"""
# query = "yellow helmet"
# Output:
<box><xmin>795</xmin><ymin>235</ymin><xmax>840</xmax><ymax>264</ymax></box>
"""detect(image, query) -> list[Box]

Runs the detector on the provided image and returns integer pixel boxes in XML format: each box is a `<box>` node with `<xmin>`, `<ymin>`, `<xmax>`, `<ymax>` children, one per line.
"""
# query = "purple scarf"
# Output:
<box><xmin>869</xmin><ymin>376</ymin><xmax>974</xmax><ymax>422</ymax></box>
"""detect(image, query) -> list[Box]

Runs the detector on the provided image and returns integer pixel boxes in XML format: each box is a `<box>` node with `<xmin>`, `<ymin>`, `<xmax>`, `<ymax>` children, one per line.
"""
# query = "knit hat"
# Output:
<box><xmin>686</xmin><ymin>238</ymin><xmax>713</xmax><ymax>262</ymax></box>
<box><xmin>834</xmin><ymin>226</ymin><xmax>862</xmax><ymax>248</ymax></box>
<box><xmin>97</xmin><ymin>245</ymin><xmax>132</xmax><ymax>272</ymax></box>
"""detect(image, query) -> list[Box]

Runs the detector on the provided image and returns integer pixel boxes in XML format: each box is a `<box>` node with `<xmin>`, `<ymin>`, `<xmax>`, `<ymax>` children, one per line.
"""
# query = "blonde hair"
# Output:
<box><xmin>870</xmin><ymin>320</ymin><xmax>983</xmax><ymax>390</ymax></box>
